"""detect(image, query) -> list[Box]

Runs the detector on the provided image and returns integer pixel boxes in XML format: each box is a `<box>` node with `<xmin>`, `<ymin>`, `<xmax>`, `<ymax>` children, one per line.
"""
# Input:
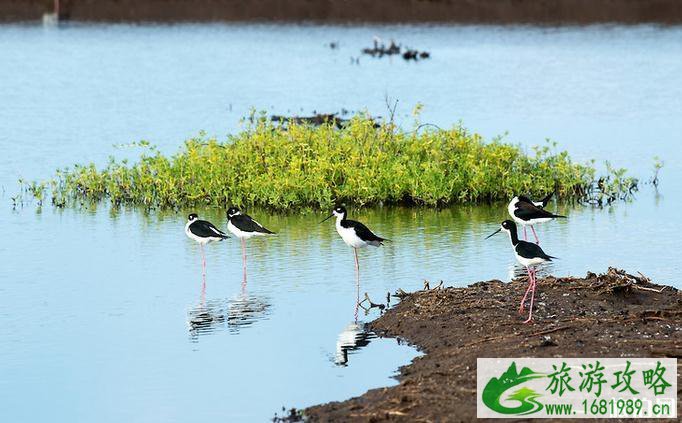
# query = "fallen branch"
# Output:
<box><xmin>393</xmin><ymin>288</ymin><xmax>411</xmax><ymax>299</ymax></box>
<box><xmin>529</xmin><ymin>325</ymin><xmax>572</xmax><ymax>337</ymax></box>
<box><xmin>358</xmin><ymin>293</ymin><xmax>386</xmax><ymax>312</ymax></box>
<box><xmin>633</xmin><ymin>285</ymin><xmax>667</xmax><ymax>293</ymax></box>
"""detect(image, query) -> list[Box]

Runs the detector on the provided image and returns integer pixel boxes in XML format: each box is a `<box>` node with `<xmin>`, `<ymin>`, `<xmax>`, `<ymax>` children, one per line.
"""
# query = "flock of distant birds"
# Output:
<box><xmin>185</xmin><ymin>194</ymin><xmax>564</xmax><ymax>324</ymax></box>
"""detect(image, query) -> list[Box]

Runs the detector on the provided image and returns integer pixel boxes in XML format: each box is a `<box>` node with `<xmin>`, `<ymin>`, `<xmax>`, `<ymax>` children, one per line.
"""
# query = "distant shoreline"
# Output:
<box><xmin>3</xmin><ymin>0</ymin><xmax>682</xmax><ymax>24</ymax></box>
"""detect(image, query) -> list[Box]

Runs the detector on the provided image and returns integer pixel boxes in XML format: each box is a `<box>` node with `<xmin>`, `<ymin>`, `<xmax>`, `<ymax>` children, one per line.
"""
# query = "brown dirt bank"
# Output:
<box><xmin>4</xmin><ymin>0</ymin><xmax>682</xmax><ymax>24</ymax></box>
<box><xmin>305</xmin><ymin>268</ymin><xmax>681</xmax><ymax>422</ymax></box>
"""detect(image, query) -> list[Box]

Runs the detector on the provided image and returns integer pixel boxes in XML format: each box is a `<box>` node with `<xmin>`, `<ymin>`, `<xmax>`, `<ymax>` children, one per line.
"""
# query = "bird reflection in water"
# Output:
<box><xmin>333</xmin><ymin>321</ymin><xmax>377</xmax><ymax>366</ymax></box>
<box><xmin>334</xmin><ymin>288</ymin><xmax>387</xmax><ymax>366</ymax></box>
<box><xmin>188</xmin><ymin>281</ymin><xmax>271</xmax><ymax>341</ymax></box>
<box><xmin>225</xmin><ymin>293</ymin><xmax>271</xmax><ymax>334</ymax></box>
<box><xmin>188</xmin><ymin>298</ymin><xmax>226</xmax><ymax>340</ymax></box>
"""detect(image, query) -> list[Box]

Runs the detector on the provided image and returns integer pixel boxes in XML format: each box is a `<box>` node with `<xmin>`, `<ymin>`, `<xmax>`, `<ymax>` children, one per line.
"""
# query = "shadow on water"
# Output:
<box><xmin>188</xmin><ymin>281</ymin><xmax>271</xmax><ymax>341</ymax></box>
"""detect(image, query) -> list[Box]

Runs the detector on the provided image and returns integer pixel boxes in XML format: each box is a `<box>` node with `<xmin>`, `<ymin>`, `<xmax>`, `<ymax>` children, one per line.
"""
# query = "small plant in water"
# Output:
<box><xmin>24</xmin><ymin>115</ymin><xmax>638</xmax><ymax>211</ymax></box>
<box><xmin>651</xmin><ymin>156</ymin><xmax>664</xmax><ymax>187</ymax></box>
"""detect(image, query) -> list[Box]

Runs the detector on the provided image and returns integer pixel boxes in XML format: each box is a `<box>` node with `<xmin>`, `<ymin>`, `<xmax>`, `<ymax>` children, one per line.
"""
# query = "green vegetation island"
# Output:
<box><xmin>24</xmin><ymin>116</ymin><xmax>636</xmax><ymax>211</ymax></box>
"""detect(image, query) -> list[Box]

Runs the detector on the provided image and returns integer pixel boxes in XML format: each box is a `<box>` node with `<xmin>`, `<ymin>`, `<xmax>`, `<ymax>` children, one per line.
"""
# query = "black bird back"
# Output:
<box><xmin>514</xmin><ymin>201</ymin><xmax>565</xmax><ymax>221</ymax></box>
<box><xmin>189</xmin><ymin>220</ymin><xmax>228</xmax><ymax>239</ymax></box>
<box><xmin>230</xmin><ymin>214</ymin><xmax>275</xmax><ymax>234</ymax></box>
<box><xmin>342</xmin><ymin>219</ymin><xmax>385</xmax><ymax>244</ymax></box>
<box><xmin>515</xmin><ymin>240</ymin><xmax>556</xmax><ymax>261</ymax></box>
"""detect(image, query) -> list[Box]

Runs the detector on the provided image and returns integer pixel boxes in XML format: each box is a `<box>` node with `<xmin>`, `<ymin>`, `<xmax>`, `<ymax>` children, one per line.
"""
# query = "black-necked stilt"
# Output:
<box><xmin>321</xmin><ymin>206</ymin><xmax>387</xmax><ymax>277</ymax></box>
<box><xmin>226</xmin><ymin>207</ymin><xmax>275</xmax><ymax>282</ymax></box>
<box><xmin>486</xmin><ymin>220</ymin><xmax>556</xmax><ymax>323</ymax></box>
<box><xmin>185</xmin><ymin>213</ymin><xmax>229</xmax><ymax>276</ymax></box>
<box><xmin>507</xmin><ymin>195</ymin><xmax>565</xmax><ymax>244</ymax></box>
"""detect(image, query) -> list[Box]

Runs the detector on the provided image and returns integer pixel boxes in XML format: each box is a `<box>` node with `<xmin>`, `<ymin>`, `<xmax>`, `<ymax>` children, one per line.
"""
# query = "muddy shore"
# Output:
<box><xmin>304</xmin><ymin>268</ymin><xmax>681</xmax><ymax>422</ymax></box>
<box><xmin>3</xmin><ymin>0</ymin><xmax>682</xmax><ymax>24</ymax></box>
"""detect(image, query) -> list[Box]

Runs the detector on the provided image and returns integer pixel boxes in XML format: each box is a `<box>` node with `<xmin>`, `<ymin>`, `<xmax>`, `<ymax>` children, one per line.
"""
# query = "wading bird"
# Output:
<box><xmin>507</xmin><ymin>195</ymin><xmax>565</xmax><ymax>244</ymax></box>
<box><xmin>486</xmin><ymin>220</ymin><xmax>556</xmax><ymax>323</ymax></box>
<box><xmin>185</xmin><ymin>213</ymin><xmax>229</xmax><ymax>276</ymax></box>
<box><xmin>226</xmin><ymin>207</ymin><xmax>275</xmax><ymax>281</ymax></box>
<box><xmin>321</xmin><ymin>206</ymin><xmax>387</xmax><ymax>278</ymax></box>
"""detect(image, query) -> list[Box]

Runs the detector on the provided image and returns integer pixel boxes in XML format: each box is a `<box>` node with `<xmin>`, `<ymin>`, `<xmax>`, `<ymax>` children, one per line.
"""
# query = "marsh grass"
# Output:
<box><xmin>29</xmin><ymin>117</ymin><xmax>636</xmax><ymax>211</ymax></box>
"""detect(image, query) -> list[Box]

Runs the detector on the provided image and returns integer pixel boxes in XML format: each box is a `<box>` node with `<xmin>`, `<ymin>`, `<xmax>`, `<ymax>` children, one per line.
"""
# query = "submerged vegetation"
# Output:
<box><xmin>27</xmin><ymin>116</ymin><xmax>637</xmax><ymax>210</ymax></box>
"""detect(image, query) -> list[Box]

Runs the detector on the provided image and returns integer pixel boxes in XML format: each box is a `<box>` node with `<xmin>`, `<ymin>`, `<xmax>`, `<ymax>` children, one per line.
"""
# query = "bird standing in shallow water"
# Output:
<box><xmin>507</xmin><ymin>194</ymin><xmax>565</xmax><ymax>244</ymax></box>
<box><xmin>226</xmin><ymin>207</ymin><xmax>275</xmax><ymax>282</ymax></box>
<box><xmin>486</xmin><ymin>220</ymin><xmax>556</xmax><ymax>323</ymax></box>
<box><xmin>185</xmin><ymin>213</ymin><xmax>229</xmax><ymax>276</ymax></box>
<box><xmin>321</xmin><ymin>206</ymin><xmax>387</xmax><ymax>280</ymax></box>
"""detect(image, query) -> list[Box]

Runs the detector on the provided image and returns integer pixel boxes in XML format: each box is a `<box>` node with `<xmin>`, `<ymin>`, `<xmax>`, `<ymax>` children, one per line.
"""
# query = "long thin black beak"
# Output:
<box><xmin>485</xmin><ymin>228</ymin><xmax>501</xmax><ymax>239</ymax></box>
<box><xmin>320</xmin><ymin>214</ymin><xmax>334</xmax><ymax>224</ymax></box>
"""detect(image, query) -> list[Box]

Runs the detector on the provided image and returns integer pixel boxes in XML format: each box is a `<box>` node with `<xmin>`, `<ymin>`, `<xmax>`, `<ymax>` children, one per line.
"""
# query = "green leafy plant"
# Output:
<box><xmin>25</xmin><ymin>116</ymin><xmax>638</xmax><ymax>211</ymax></box>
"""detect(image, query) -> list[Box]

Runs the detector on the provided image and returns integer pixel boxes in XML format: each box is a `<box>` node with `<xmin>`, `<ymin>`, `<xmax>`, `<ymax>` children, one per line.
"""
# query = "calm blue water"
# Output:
<box><xmin>1</xmin><ymin>23</ymin><xmax>681</xmax><ymax>422</ymax></box>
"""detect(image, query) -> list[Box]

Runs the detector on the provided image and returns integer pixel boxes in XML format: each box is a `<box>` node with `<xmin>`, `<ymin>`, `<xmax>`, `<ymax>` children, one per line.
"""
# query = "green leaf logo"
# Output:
<box><xmin>482</xmin><ymin>362</ymin><xmax>545</xmax><ymax>415</ymax></box>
